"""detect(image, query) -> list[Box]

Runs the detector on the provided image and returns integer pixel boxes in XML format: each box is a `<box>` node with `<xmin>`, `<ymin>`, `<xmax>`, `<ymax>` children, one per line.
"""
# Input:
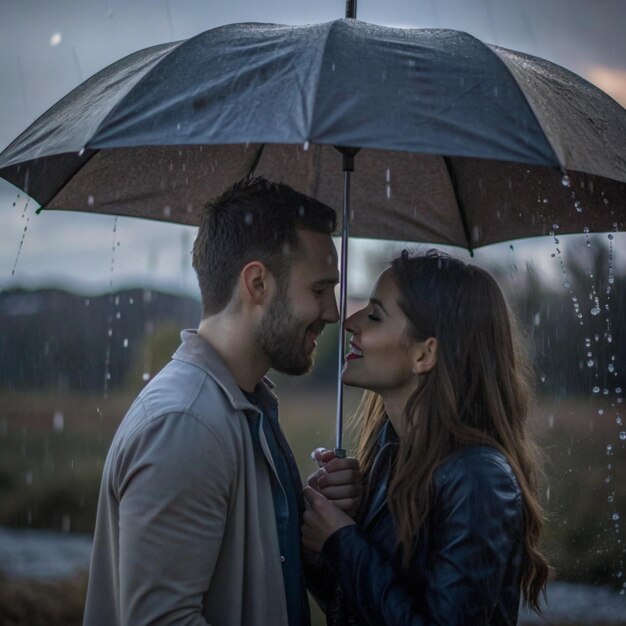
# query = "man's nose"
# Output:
<box><xmin>323</xmin><ymin>291</ymin><xmax>340</xmax><ymax>324</ymax></box>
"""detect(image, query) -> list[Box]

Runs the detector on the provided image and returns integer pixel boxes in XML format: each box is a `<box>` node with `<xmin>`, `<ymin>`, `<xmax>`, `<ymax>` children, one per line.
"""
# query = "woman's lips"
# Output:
<box><xmin>346</xmin><ymin>344</ymin><xmax>363</xmax><ymax>361</ymax></box>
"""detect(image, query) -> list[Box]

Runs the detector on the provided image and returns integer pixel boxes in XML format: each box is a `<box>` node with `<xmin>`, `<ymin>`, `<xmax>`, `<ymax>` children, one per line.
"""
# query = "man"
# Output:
<box><xmin>84</xmin><ymin>178</ymin><xmax>361</xmax><ymax>625</ymax></box>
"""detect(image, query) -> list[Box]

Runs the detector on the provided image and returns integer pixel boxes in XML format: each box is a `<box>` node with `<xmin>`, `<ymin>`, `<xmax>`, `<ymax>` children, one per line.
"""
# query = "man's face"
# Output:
<box><xmin>257</xmin><ymin>230</ymin><xmax>339</xmax><ymax>375</ymax></box>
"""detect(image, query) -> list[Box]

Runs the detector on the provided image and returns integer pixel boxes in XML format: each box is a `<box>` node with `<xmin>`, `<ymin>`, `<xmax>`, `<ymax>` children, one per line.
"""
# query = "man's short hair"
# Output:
<box><xmin>192</xmin><ymin>177</ymin><xmax>337</xmax><ymax>317</ymax></box>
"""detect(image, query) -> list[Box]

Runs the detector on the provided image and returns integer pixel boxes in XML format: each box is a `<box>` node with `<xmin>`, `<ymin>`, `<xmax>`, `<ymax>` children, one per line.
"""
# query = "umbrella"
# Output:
<box><xmin>1</xmin><ymin>12</ymin><xmax>625</xmax><ymax>453</ymax></box>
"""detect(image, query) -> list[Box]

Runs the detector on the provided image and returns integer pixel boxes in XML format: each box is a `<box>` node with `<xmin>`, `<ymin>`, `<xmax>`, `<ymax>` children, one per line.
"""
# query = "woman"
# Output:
<box><xmin>302</xmin><ymin>250</ymin><xmax>549</xmax><ymax>625</ymax></box>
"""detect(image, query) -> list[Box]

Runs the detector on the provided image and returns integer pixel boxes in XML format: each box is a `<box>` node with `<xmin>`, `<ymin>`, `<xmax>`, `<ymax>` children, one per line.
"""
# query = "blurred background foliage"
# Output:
<box><xmin>0</xmin><ymin>235</ymin><xmax>624</xmax><ymax>624</ymax></box>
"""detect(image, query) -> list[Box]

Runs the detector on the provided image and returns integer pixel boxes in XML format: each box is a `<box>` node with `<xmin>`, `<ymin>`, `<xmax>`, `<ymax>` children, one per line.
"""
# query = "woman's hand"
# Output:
<box><xmin>302</xmin><ymin>485</ymin><xmax>356</xmax><ymax>553</ymax></box>
<box><xmin>308</xmin><ymin>448</ymin><xmax>363</xmax><ymax>517</ymax></box>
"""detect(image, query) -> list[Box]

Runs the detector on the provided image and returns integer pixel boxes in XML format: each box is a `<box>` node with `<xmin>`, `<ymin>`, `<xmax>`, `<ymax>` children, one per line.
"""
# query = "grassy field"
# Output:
<box><xmin>0</xmin><ymin>385</ymin><xmax>624</xmax><ymax>624</ymax></box>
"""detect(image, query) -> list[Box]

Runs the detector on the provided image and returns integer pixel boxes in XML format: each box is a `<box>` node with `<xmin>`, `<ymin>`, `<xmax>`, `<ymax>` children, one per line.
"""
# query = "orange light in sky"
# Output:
<box><xmin>586</xmin><ymin>66</ymin><xmax>626</xmax><ymax>108</ymax></box>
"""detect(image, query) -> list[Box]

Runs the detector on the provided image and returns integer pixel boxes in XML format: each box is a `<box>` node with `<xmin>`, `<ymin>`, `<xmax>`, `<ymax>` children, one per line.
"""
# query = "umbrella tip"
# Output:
<box><xmin>345</xmin><ymin>0</ymin><xmax>357</xmax><ymax>19</ymax></box>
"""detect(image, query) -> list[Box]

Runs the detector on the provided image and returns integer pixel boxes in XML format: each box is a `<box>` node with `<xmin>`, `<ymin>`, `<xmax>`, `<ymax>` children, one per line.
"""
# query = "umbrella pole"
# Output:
<box><xmin>345</xmin><ymin>0</ymin><xmax>357</xmax><ymax>19</ymax></box>
<box><xmin>335</xmin><ymin>148</ymin><xmax>358</xmax><ymax>459</ymax></box>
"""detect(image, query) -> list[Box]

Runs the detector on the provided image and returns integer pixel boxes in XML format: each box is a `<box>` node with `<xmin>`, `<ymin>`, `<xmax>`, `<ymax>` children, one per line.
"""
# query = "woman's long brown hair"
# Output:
<box><xmin>352</xmin><ymin>250</ymin><xmax>549</xmax><ymax>611</ymax></box>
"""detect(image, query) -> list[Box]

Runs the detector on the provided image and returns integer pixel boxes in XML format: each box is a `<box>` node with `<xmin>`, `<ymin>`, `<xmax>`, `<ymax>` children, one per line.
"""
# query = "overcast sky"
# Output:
<box><xmin>0</xmin><ymin>0</ymin><xmax>624</xmax><ymax>297</ymax></box>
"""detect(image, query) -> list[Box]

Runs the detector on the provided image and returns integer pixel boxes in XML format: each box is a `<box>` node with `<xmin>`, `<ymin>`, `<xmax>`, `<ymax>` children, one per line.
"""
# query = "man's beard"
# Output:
<box><xmin>256</xmin><ymin>287</ymin><xmax>318</xmax><ymax>376</ymax></box>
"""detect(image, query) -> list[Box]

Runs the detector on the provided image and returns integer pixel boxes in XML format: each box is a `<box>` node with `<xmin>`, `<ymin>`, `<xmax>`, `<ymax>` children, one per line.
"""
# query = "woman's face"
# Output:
<box><xmin>342</xmin><ymin>268</ymin><xmax>423</xmax><ymax>399</ymax></box>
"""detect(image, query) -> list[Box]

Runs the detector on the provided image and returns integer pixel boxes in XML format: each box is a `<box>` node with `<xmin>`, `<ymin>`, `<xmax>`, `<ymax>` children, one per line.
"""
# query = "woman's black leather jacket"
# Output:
<box><xmin>309</xmin><ymin>422</ymin><xmax>525</xmax><ymax>625</ymax></box>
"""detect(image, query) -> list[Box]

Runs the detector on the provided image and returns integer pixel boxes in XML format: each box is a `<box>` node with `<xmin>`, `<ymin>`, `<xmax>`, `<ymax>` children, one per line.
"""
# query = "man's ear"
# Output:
<box><xmin>240</xmin><ymin>261</ymin><xmax>274</xmax><ymax>305</ymax></box>
<box><xmin>413</xmin><ymin>337</ymin><xmax>437</xmax><ymax>375</ymax></box>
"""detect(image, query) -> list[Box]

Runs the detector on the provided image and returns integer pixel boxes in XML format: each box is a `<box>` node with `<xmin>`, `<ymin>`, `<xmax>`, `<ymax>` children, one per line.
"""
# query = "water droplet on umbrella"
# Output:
<box><xmin>142</xmin><ymin>373</ymin><xmax>150</xmax><ymax>381</ymax></box>
<box><xmin>608</xmin><ymin>233</ymin><xmax>614</xmax><ymax>240</ymax></box>
<box><xmin>123</xmin><ymin>338</ymin><xmax>129</xmax><ymax>348</ymax></box>
<box><xmin>620</xmin><ymin>432</ymin><xmax>626</xmax><ymax>441</ymax></box>
<box><xmin>574</xmin><ymin>200</ymin><xmax>582</xmax><ymax>212</ymax></box>
<box><xmin>561</xmin><ymin>174</ymin><xmax>571</xmax><ymax>187</ymax></box>
<box><xmin>613</xmin><ymin>513</ymin><xmax>620</xmax><ymax>521</ymax></box>
<box><xmin>587</xmin><ymin>359</ymin><xmax>595</xmax><ymax>367</ymax></box>
<box><xmin>50</xmin><ymin>32</ymin><xmax>62</xmax><ymax>46</ymax></box>
<box><xmin>303</xmin><ymin>141</ymin><xmax>310</xmax><ymax>151</ymax></box>
<box><xmin>593</xmin><ymin>386</ymin><xmax>600</xmax><ymax>393</ymax></box>
<box><xmin>78</xmin><ymin>148</ymin><xmax>85</xmax><ymax>156</ymax></box>
<box><xmin>591</xmin><ymin>307</ymin><xmax>600</xmax><ymax>316</ymax></box>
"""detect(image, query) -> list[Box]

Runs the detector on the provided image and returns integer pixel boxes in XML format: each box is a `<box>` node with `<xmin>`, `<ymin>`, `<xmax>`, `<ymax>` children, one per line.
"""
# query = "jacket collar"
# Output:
<box><xmin>172</xmin><ymin>329</ymin><xmax>278</xmax><ymax>414</ymax></box>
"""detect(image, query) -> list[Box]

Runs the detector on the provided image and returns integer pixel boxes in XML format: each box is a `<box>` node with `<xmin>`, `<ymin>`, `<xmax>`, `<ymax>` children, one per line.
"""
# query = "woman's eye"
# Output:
<box><xmin>368</xmin><ymin>313</ymin><xmax>381</xmax><ymax>322</ymax></box>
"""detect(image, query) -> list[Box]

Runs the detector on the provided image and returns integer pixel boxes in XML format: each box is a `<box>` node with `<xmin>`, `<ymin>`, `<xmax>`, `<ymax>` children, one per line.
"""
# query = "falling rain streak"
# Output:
<box><xmin>103</xmin><ymin>216</ymin><xmax>119</xmax><ymax>400</ymax></box>
<box><xmin>11</xmin><ymin>195</ymin><xmax>30</xmax><ymax>277</ymax></box>
<box><xmin>548</xmin><ymin>186</ymin><xmax>625</xmax><ymax>586</ymax></box>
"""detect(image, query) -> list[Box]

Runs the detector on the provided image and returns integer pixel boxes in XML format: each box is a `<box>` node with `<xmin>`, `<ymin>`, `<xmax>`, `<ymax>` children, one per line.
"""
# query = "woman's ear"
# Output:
<box><xmin>413</xmin><ymin>337</ymin><xmax>438</xmax><ymax>374</ymax></box>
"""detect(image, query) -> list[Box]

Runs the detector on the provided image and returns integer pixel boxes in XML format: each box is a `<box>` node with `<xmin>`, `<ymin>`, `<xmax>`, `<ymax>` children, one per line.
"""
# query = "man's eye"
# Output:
<box><xmin>368</xmin><ymin>313</ymin><xmax>381</xmax><ymax>322</ymax></box>
<box><xmin>313</xmin><ymin>288</ymin><xmax>325</xmax><ymax>296</ymax></box>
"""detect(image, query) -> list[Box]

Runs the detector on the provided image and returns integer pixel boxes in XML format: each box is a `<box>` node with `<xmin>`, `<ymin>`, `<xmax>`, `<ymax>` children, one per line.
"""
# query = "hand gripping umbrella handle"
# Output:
<box><xmin>335</xmin><ymin>148</ymin><xmax>359</xmax><ymax>459</ymax></box>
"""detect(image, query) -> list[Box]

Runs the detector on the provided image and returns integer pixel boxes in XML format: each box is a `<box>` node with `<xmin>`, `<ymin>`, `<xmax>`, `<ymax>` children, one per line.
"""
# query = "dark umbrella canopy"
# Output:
<box><xmin>1</xmin><ymin>19</ymin><xmax>624</xmax><ymax>249</ymax></box>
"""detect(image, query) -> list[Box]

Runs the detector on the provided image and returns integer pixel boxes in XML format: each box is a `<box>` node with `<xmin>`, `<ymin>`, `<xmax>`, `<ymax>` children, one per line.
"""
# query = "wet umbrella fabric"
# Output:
<box><xmin>1</xmin><ymin>19</ymin><xmax>625</xmax><ymax>249</ymax></box>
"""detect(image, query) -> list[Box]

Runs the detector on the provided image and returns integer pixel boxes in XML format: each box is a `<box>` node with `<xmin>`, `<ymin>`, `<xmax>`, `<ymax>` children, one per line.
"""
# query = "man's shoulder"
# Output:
<box><xmin>140</xmin><ymin>357</ymin><xmax>233</xmax><ymax>417</ymax></box>
<box><xmin>115</xmin><ymin>357</ymin><xmax>250</xmax><ymax>445</ymax></box>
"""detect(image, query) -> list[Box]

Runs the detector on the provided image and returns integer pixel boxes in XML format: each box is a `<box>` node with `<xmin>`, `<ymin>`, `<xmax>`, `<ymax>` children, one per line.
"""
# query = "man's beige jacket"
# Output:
<box><xmin>84</xmin><ymin>330</ymin><xmax>290</xmax><ymax>625</ymax></box>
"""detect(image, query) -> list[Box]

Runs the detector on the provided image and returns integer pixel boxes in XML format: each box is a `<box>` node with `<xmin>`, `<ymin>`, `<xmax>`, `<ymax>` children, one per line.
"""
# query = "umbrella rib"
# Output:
<box><xmin>442</xmin><ymin>156</ymin><xmax>474</xmax><ymax>256</ymax></box>
<box><xmin>246</xmin><ymin>144</ymin><xmax>266</xmax><ymax>179</ymax></box>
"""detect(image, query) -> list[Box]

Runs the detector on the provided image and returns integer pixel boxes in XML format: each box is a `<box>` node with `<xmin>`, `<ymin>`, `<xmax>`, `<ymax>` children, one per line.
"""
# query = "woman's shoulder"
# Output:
<box><xmin>433</xmin><ymin>445</ymin><xmax>521</xmax><ymax>497</ymax></box>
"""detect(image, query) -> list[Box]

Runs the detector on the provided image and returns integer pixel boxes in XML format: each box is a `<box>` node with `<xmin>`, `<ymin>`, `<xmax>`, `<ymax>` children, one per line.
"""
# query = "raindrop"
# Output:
<box><xmin>598</xmin><ymin>409</ymin><xmax>604</xmax><ymax>415</ymax></box>
<box><xmin>593</xmin><ymin>386</ymin><xmax>600</xmax><ymax>394</ymax></box>
<box><xmin>603</xmin><ymin>388</ymin><xmax>609</xmax><ymax>395</ymax></box>
<box><xmin>613</xmin><ymin>513</ymin><xmax>621</xmax><ymax>521</ymax></box>
<box><xmin>574</xmin><ymin>200</ymin><xmax>582</xmax><ymax>213</ymax></box>
<box><xmin>52</xmin><ymin>411</ymin><xmax>64</xmax><ymax>433</ymax></box>
<box><xmin>591</xmin><ymin>307</ymin><xmax>600</xmax><ymax>316</ymax></box>
<box><xmin>78</xmin><ymin>147</ymin><xmax>85</xmax><ymax>156</ymax></box>
<box><xmin>123</xmin><ymin>338</ymin><xmax>129</xmax><ymax>348</ymax></box>
<box><xmin>88</xmin><ymin>195</ymin><xmax>94</xmax><ymax>206</ymax></box>
<box><xmin>163</xmin><ymin>206</ymin><xmax>171</xmax><ymax>218</ymax></box>
<box><xmin>587</xmin><ymin>359</ymin><xmax>594</xmax><ymax>367</ymax></box>
<box><xmin>244</xmin><ymin>212</ymin><xmax>253</xmax><ymax>225</ymax></box>
<box><xmin>608</xmin><ymin>233</ymin><xmax>614</xmax><ymax>240</ymax></box>
<box><xmin>620</xmin><ymin>432</ymin><xmax>626</xmax><ymax>441</ymax></box>
<box><xmin>142</xmin><ymin>372</ymin><xmax>151</xmax><ymax>382</ymax></box>
<box><xmin>583</xmin><ymin>226</ymin><xmax>590</xmax><ymax>234</ymax></box>
<box><xmin>50</xmin><ymin>32</ymin><xmax>62</xmax><ymax>46</ymax></box>
<box><xmin>607</xmin><ymin>444</ymin><xmax>613</xmax><ymax>454</ymax></box>
<box><xmin>617</xmin><ymin>387</ymin><xmax>623</xmax><ymax>394</ymax></box>
<box><xmin>608</xmin><ymin>495</ymin><xmax>615</xmax><ymax>503</ymax></box>
<box><xmin>561</xmin><ymin>174</ymin><xmax>571</xmax><ymax>187</ymax></box>
<box><xmin>303</xmin><ymin>141</ymin><xmax>310</xmax><ymax>151</ymax></box>
<box><xmin>609</xmin><ymin>364</ymin><xmax>615</xmax><ymax>373</ymax></box>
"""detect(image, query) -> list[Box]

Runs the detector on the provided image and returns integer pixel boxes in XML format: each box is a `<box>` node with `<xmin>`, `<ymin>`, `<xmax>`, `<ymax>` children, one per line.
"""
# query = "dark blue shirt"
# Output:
<box><xmin>242</xmin><ymin>388</ymin><xmax>309</xmax><ymax>626</ymax></box>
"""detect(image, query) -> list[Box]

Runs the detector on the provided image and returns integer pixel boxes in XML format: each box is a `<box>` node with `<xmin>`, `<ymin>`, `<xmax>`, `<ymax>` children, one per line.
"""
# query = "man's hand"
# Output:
<box><xmin>307</xmin><ymin>448</ymin><xmax>363</xmax><ymax>517</ymax></box>
<box><xmin>302</xmin><ymin>486</ymin><xmax>356</xmax><ymax>553</ymax></box>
